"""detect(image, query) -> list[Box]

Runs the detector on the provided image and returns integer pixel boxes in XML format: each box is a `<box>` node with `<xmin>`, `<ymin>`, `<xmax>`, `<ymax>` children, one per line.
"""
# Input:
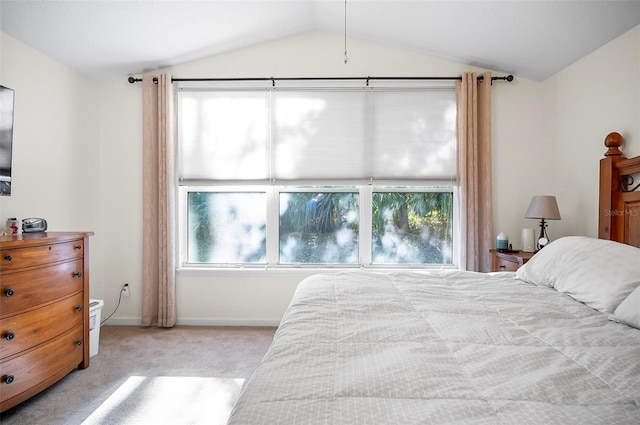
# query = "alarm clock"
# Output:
<box><xmin>22</xmin><ymin>217</ymin><xmax>48</xmax><ymax>233</ymax></box>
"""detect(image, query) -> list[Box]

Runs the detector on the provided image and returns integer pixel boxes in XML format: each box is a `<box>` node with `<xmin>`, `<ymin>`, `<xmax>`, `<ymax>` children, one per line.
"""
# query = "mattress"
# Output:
<box><xmin>227</xmin><ymin>270</ymin><xmax>640</xmax><ymax>425</ymax></box>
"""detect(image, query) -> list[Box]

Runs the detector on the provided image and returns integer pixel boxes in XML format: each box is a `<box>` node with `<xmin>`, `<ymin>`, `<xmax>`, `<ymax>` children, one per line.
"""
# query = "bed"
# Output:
<box><xmin>227</xmin><ymin>132</ymin><xmax>640</xmax><ymax>425</ymax></box>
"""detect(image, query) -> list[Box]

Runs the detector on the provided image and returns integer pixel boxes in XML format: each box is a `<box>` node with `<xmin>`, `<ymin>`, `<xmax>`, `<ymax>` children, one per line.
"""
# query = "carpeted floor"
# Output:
<box><xmin>0</xmin><ymin>325</ymin><xmax>276</xmax><ymax>425</ymax></box>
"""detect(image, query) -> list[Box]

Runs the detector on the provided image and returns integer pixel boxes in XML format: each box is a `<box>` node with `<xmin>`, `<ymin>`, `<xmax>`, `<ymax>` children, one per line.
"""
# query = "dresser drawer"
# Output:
<box><xmin>0</xmin><ymin>260</ymin><xmax>84</xmax><ymax>317</ymax></box>
<box><xmin>0</xmin><ymin>325</ymin><xmax>84</xmax><ymax>406</ymax></box>
<box><xmin>0</xmin><ymin>293</ymin><xmax>84</xmax><ymax>359</ymax></box>
<box><xmin>490</xmin><ymin>250</ymin><xmax>533</xmax><ymax>272</ymax></box>
<box><xmin>494</xmin><ymin>257</ymin><xmax>519</xmax><ymax>272</ymax></box>
<box><xmin>0</xmin><ymin>240</ymin><xmax>84</xmax><ymax>272</ymax></box>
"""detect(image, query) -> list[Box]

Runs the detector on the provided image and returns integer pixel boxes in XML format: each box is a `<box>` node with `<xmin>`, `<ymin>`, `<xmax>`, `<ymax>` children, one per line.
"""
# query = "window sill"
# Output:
<box><xmin>176</xmin><ymin>264</ymin><xmax>459</xmax><ymax>278</ymax></box>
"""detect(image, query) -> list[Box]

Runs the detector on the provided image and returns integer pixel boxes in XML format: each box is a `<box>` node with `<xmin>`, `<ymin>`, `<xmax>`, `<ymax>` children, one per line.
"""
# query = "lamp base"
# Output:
<box><xmin>536</xmin><ymin>219</ymin><xmax>550</xmax><ymax>251</ymax></box>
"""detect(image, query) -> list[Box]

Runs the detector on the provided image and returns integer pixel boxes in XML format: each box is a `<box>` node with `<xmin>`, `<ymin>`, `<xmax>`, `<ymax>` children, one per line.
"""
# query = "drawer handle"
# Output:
<box><xmin>73</xmin><ymin>271</ymin><xmax>83</xmax><ymax>278</ymax></box>
<box><xmin>3</xmin><ymin>375</ymin><xmax>14</xmax><ymax>384</ymax></box>
<box><xmin>76</xmin><ymin>305</ymin><xmax>83</xmax><ymax>312</ymax></box>
<box><xmin>5</xmin><ymin>332</ymin><xmax>15</xmax><ymax>341</ymax></box>
<box><xmin>4</xmin><ymin>288</ymin><xmax>14</xmax><ymax>297</ymax></box>
<box><xmin>499</xmin><ymin>265</ymin><xmax>506</xmax><ymax>269</ymax></box>
<box><xmin>74</xmin><ymin>245</ymin><xmax>82</xmax><ymax>250</ymax></box>
<box><xmin>4</xmin><ymin>255</ymin><xmax>12</xmax><ymax>261</ymax></box>
<box><xmin>75</xmin><ymin>339</ymin><xmax>83</xmax><ymax>346</ymax></box>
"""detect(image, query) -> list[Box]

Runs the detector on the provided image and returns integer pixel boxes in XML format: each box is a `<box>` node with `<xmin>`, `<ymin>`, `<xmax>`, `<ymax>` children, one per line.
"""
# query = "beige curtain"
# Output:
<box><xmin>141</xmin><ymin>73</ymin><xmax>177</xmax><ymax>327</ymax></box>
<box><xmin>456</xmin><ymin>72</ymin><xmax>493</xmax><ymax>272</ymax></box>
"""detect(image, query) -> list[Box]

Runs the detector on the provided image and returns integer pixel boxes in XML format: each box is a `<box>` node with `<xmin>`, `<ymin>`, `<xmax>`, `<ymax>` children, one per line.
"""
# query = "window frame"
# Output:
<box><xmin>178</xmin><ymin>184</ymin><xmax>459</xmax><ymax>270</ymax></box>
<box><xmin>177</xmin><ymin>81</ymin><xmax>460</xmax><ymax>272</ymax></box>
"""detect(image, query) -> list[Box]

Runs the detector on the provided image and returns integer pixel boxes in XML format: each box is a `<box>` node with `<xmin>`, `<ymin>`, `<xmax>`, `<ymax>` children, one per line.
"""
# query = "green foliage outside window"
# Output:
<box><xmin>279</xmin><ymin>192</ymin><xmax>359</xmax><ymax>264</ymax></box>
<box><xmin>372</xmin><ymin>192</ymin><xmax>453</xmax><ymax>264</ymax></box>
<box><xmin>187</xmin><ymin>189</ymin><xmax>453</xmax><ymax>265</ymax></box>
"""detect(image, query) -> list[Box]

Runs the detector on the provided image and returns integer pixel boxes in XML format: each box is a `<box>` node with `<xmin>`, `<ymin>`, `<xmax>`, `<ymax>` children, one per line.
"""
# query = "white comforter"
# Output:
<box><xmin>227</xmin><ymin>271</ymin><xmax>640</xmax><ymax>424</ymax></box>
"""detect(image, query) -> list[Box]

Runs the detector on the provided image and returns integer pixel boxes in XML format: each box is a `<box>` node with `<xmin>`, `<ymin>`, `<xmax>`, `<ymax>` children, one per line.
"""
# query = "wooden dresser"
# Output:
<box><xmin>0</xmin><ymin>232</ymin><xmax>93</xmax><ymax>412</ymax></box>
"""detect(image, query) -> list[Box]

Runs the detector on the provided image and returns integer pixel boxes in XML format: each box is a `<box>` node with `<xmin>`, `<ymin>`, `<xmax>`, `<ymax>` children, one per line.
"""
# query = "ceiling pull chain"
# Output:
<box><xmin>343</xmin><ymin>0</ymin><xmax>348</xmax><ymax>64</ymax></box>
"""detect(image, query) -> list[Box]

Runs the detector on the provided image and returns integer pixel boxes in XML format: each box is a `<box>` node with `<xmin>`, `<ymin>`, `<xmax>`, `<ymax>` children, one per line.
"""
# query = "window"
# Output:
<box><xmin>371</xmin><ymin>189</ymin><xmax>453</xmax><ymax>264</ymax></box>
<box><xmin>279</xmin><ymin>190</ymin><xmax>360</xmax><ymax>264</ymax></box>
<box><xmin>187</xmin><ymin>191</ymin><xmax>266</xmax><ymax>263</ymax></box>
<box><xmin>178</xmin><ymin>80</ymin><xmax>457</xmax><ymax>268</ymax></box>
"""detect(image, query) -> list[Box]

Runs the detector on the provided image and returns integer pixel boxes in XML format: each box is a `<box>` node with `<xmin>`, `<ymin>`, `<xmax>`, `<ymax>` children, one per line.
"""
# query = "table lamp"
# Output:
<box><xmin>525</xmin><ymin>195</ymin><xmax>561</xmax><ymax>251</ymax></box>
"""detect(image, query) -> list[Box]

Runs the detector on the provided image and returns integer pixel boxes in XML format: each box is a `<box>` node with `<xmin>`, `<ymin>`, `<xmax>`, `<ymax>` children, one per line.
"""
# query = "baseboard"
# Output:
<box><xmin>177</xmin><ymin>318</ymin><xmax>280</xmax><ymax>327</ymax></box>
<box><xmin>101</xmin><ymin>317</ymin><xmax>141</xmax><ymax>326</ymax></box>
<box><xmin>102</xmin><ymin>317</ymin><xmax>280</xmax><ymax>327</ymax></box>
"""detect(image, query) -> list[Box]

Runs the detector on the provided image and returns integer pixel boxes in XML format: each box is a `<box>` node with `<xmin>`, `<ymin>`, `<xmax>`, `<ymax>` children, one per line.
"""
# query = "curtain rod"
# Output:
<box><xmin>127</xmin><ymin>75</ymin><xmax>514</xmax><ymax>86</ymax></box>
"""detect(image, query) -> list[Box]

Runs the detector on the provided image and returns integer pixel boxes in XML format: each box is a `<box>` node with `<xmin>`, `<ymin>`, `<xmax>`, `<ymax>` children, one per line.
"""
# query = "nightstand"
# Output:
<box><xmin>490</xmin><ymin>249</ymin><xmax>534</xmax><ymax>272</ymax></box>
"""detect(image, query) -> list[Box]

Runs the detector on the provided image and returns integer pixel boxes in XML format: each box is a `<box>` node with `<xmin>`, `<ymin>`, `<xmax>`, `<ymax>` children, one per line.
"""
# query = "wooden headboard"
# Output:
<box><xmin>599</xmin><ymin>132</ymin><xmax>640</xmax><ymax>247</ymax></box>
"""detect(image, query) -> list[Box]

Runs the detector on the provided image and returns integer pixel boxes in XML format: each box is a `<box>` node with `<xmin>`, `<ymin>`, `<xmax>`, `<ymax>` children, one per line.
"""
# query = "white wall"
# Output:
<box><xmin>548</xmin><ymin>25</ymin><xmax>640</xmax><ymax>239</ymax></box>
<box><xmin>2</xmin><ymin>27</ymin><xmax>637</xmax><ymax>325</ymax></box>
<box><xmin>0</xmin><ymin>33</ymin><xmax>105</xmax><ymax>300</ymax></box>
<box><xmin>95</xmin><ymin>79</ymin><xmax>143</xmax><ymax>322</ymax></box>
<box><xmin>491</xmin><ymin>76</ymin><xmax>554</xmax><ymax>245</ymax></box>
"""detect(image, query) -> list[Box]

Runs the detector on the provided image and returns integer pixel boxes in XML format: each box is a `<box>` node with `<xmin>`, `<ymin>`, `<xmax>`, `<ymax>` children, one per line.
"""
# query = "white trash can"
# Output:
<box><xmin>89</xmin><ymin>299</ymin><xmax>104</xmax><ymax>357</ymax></box>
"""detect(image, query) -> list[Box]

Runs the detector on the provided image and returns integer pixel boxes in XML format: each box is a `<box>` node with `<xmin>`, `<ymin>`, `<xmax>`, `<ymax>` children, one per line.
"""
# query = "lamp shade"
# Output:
<box><xmin>525</xmin><ymin>196</ymin><xmax>561</xmax><ymax>220</ymax></box>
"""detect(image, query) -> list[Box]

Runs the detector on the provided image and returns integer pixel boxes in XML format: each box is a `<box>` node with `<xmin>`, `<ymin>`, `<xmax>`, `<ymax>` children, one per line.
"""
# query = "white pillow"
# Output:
<box><xmin>611</xmin><ymin>285</ymin><xmax>640</xmax><ymax>329</ymax></box>
<box><xmin>515</xmin><ymin>236</ymin><xmax>640</xmax><ymax>314</ymax></box>
<box><xmin>515</xmin><ymin>238</ymin><xmax>568</xmax><ymax>288</ymax></box>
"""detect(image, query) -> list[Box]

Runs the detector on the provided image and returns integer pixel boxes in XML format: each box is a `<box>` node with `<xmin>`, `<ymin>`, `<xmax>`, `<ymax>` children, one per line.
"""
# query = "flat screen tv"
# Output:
<box><xmin>0</xmin><ymin>85</ymin><xmax>15</xmax><ymax>195</ymax></box>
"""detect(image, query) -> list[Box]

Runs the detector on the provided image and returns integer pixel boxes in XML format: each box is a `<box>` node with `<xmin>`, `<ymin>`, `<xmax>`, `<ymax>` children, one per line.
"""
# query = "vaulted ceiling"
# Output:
<box><xmin>1</xmin><ymin>1</ymin><xmax>639</xmax><ymax>82</ymax></box>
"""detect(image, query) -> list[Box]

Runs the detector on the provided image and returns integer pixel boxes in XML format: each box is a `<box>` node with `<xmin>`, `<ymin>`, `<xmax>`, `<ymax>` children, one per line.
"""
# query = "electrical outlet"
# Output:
<box><xmin>122</xmin><ymin>283</ymin><xmax>130</xmax><ymax>297</ymax></box>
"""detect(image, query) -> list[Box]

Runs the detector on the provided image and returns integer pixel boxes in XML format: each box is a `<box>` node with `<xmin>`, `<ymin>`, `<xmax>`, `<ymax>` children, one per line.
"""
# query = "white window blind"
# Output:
<box><xmin>273</xmin><ymin>90</ymin><xmax>366</xmax><ymax>180</ymax></box>
<box><xmin>179</xmin><ymin>90</ymin><xmax>269</xmax><ymax>181</ymax></box>
<box><xmin>178</xmin><ymin>84</ymin><xmax>456</xmax><ymax>184</ymax></box>
<box><xmin>371</xmin><ymin>89</ymin><xmax>456</xmax><ymax>180</ymax></box>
